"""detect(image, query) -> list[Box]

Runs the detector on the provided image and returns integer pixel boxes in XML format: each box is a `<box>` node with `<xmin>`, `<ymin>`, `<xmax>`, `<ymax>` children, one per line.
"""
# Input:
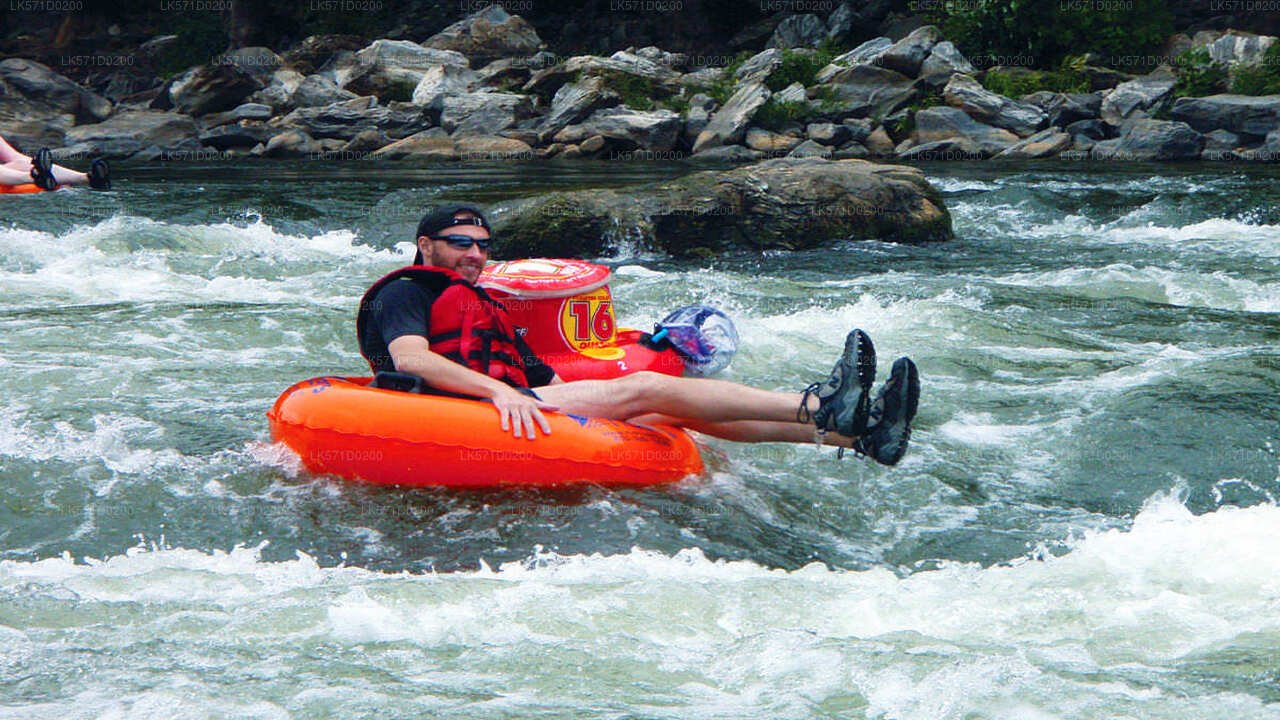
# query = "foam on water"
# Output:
<box><xmin>994</xmin><ymin>263</ymin><xmax>1280</xmax><ymax>312</ymax></box>
<box><xmin>0</xmin><ymin>494</ymin><xmax>1276</xmax><ymax>718</ymax></box>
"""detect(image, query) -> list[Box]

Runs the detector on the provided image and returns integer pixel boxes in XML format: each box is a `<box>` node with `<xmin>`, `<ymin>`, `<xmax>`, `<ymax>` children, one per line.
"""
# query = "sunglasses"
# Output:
<box><xmin>431</xmin><ymin>234</ymin><xmax>493</xmax><ymax>250</ymax></box>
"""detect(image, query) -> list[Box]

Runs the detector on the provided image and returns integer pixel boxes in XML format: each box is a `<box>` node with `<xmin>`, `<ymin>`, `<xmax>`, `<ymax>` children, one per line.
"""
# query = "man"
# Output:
<box><xmin>358</xmin><ymin>205</ymin><xmax>920</xmax><ymax>465</ymax></box>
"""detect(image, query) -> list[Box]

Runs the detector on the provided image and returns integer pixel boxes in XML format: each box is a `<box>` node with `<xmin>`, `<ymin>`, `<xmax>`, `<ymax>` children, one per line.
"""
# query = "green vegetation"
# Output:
<box><xmin>1229</xmin><ymin>43</ymin><xmax>1280</xmax><ymax>95</ymax></box>
<box><xmin>981</xmin><ymin>67</ymin><xmax>1090</xmax><ymax>97</ymax></box>
<box><xmin>753</xmin><ymin>99</ymin><xmax>814</xmax><ymax>131</ymax></box>
<box><xmin>153</xmin><ymin>17</ymin><xmax>227</xmax><ymax>78</ymax></box>
<box><xmin>1172</xmin><ymin>48</ymin><xmax>1228</xmax><ymax>97</ymax></box>
<box><xmin>928</xmin><ymin>0</ymin><xmax>1174</xmax><ymax>70</ymax></box>
<box><xmin>579</xmin><ymin>70</ymin><xmax>674</xmax><ymax>111</ymax></box>
<box><xmin>765</xmin><ymin>46</ymin><xmax>843</xmax><ymax>92</ymax></box>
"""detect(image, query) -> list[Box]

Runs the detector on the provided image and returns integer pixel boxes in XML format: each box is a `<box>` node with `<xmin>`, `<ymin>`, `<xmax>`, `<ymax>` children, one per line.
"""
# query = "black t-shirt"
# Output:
<box><xmin>364</xmin><ymin>278</ymin><xmax>556</xmax><ymax>387</ymax></box>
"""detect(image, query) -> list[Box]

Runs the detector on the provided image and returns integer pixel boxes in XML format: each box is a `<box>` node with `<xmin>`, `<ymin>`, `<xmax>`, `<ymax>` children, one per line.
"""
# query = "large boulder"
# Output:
<box><xmin>913</xmin><ymin>106</ymin><xmax>1019</xmax><ymax>157</ymax></box>
<box><xmin>816</xmin><ymin>37</ymin><xmax>893</xmax><ymax>83</ymax></box>
<box><xmin>169</xmin><ymin>61</ymin><xmax>268</xmax><ymax>116</ymax></box>
<box><xmin>875</xmin><ymin>25</ymin><xmax>942</xmax><ymax>77</ymax></box>
<box><xmin>538</xmin><ymin>76</ymin><xmax>621</xmax><ymax>140</ymax></box>
<box><xmin>744</xmin><ymin>126</ymin><xmax>803</xmax><ymax>153</ymax></box>
<box><xmin>246</xmin><ymin>69</ymin><xmax>305</xmax><ymax>114</ymax></box>
<box><xmin>919</xmin><ymin>41</ymin><xmax>977</xmax><ymax>88</ymax></box>
<box><xmin>1170</xmin><ymin>94</ymin><xmax>1280</xmax><ymax>138</ymax></box>
<box><xmin>62</xmin><ymin>110</ymin><xmax>201</xmax><ymax>159</ymax></box>
<box><xmin>1019</xmin><ymin>91</ymin><xmax>1102</xmax><ymax>126</ymax></box>
<box><xmin>0</xmin><ymin>58</ymin><xmax>112</xmax><ymax>123</ymax></box>
<box><xmin>553</xmin><ymin>107</ymin><xmax>680</xmax><ymax>152</ymax></box>
<box><xmin>1091</xmin><ymin>119</ymin><xmax>1203</xmax><ymax>160</ymax></box>
<box><xmin>275</xmin><ymin>97</ymin><xmax>431</xmax><ymax>141</ymax></box>
<box><xmin>994</xmin><ymin>128</ymin><xmax>1073</xmax><ymax>158</ymax></box>
<box><xmin>290</xmin><ymin>74</ymin><xmax>358</xmax><ymax>108</ymax></box>
<box><xmin>733</xmin><ymin>49</ymin><xmax>785</xmax><ymax>85</ymax></box>
<box><xmin>1100</xmin><ymin>70</ymin><xmax>1177</xmax><ymax>127</ymax></box>
<box><xmin>692</xmin><ymin>81</ymin><xmax>770</xmax><ymax>154</ymax></box>
<box><xmin>410</xmin><ymin>64</ymin><xmax>479</xmax><ymax>109</ymax></box>
<box><xmin>339</xmin><ymin>40</ymin><xmax>470</xmax><ymax>99</ymax></box>
<box><xmin>370</xmin><ymin>127</ymin><xmax>458</xmax><ymax>160</ymax></box>
<box><xmin>422</xmin><ymin>5</ymin><xmax>543</xmax><ymax>65</ymax></box>
<box><xmin>818</xmin><ymin>64</ymin><xmax>916</xmax><ymax>119</ymax></box>
<box><xmin>768</xmin><ymin>14</ymin><xmax>827</xmax><ymax>49</ymax></box>
<box><xmin>1196</xmin><ymin>31</ymin><xmax>1277</xmax><ymax>67</ymax></box>
<box><xmin>943</xmin><ymin>74</ymin><xmax>1046</xmax><ymax>137</ymax></box>
<box><xmin>199</xmin><ymin>121</ymin><xmax>282</xmax><ymax>150</ymax></box>
<box><xmin>491</xmin><ymin>158</ymin><xmax>952</xmax><ymax>258</ymax></box>
<box><xmin>524</xmin><ymin>54</ymin><xmax>682</xmax><ymax>100</ymax></box>
<box><xmin>281</xmin><ymin>34</ymin><xmax>368</xmax><ymax>76</ymax></box>
<box><xmin>0</xmin><ymin>89</ymin><xmax>74</xmax><ymax>150</ymax></box>
<box><xmin>440</xmin><ymin>92</ymin><xmax>533</xmax><ymax>136</ymax></box>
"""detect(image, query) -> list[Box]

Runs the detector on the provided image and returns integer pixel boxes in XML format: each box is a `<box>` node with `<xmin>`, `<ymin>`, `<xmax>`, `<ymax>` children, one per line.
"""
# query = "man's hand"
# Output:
<box><xmin>490</xmin><ymin>385</ymin><xmax>558</xmax><ymax>439</ymax></box>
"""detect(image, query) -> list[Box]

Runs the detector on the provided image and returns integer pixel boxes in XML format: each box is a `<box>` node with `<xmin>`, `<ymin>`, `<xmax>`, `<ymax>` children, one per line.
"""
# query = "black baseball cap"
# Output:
<box><xmin>412</xmin><ymin>204</ymin><xmax>491</xmax><ymax>265</ymax></box>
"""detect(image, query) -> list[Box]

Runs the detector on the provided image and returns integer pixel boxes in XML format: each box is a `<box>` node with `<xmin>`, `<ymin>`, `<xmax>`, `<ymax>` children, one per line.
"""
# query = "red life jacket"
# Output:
<box><xmin>356</xmin><ymin>265</ymin><xmax>531</xmax><ymax>388</ymax></box>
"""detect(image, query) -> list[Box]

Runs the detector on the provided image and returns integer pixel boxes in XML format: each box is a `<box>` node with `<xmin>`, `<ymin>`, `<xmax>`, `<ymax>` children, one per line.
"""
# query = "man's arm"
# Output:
<box><xmin>387</xmin><ymin>335</ymin><xmax>557</xmax><ymax>438</ymax></box>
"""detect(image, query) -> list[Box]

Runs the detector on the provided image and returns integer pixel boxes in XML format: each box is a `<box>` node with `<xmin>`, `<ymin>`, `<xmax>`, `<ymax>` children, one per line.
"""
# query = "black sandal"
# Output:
<box><xmin>88</xmin><ymin>158</ymin><xmax>111</xmax><ymax>190</ymax></box>
<box><xmin>29</xmin><ymin>147</ymin><xmax>56</xmax><ymax>191</ymax></box>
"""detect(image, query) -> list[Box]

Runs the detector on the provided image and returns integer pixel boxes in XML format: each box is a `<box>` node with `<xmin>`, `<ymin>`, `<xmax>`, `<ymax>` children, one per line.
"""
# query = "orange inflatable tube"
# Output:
<box><xmin>268</xmin><ymin>377</ymin><xmax>704</xmax><ymax>488</ymax></box>
<box><xmin>0</xmin><ymin>183</ymin><xmax>59</xmax><ymax>194</ymax></box>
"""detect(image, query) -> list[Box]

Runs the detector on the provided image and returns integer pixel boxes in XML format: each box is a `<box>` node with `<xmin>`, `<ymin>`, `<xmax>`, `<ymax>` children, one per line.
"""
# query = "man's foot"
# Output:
<box><xmin>854</xmin><ymin>357</ymin><xmax>920</xmax><ymax>466</ymax></box>
<box><xmin>29</xmin><ymin>148</ymin><xmax>56</xmax><ymax>191</ymax></box>
<box><xmin>801</xmin><ymin>329</ymin><xmax>876</xmax><ymax>438</ymax></box>
<box><xmin>88</xmin><ymin>158</ymin><xmax>110</xmax><ymax>190</ymax></box>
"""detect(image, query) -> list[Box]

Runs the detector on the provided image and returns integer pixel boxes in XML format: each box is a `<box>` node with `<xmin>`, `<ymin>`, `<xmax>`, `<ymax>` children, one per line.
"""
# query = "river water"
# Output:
<box><xmin>2</xmin><ymin>160</ymin><xmax>1278</xmax><ymax>718</ymax></box>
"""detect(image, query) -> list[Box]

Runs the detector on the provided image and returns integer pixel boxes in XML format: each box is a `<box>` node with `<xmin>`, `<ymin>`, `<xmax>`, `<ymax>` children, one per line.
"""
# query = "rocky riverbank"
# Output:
<box><xmin>2</xmin><ymin>5</ymin><xmax>1278</xmax><ymax>165</ymax></box>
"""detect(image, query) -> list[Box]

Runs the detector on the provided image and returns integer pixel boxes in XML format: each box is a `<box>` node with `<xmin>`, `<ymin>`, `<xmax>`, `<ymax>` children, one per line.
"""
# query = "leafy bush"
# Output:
<box><xmin>982</xmin><ymin>68</ymin><xmax>1090</xmax><ymax>96</ymax></box>
<box><xmin>765</xmin><ymin>47</ymin><xmax>843</xmax><ymax>92</ymax></box>
<box><xmin>1229</xmin><ymin>43</ymin><xmax>1280</xmax><ymax>96</ymax></box>
<box><xmin>929</xmin><ymin>0</ymin><xmax>1174</xmax><ymax>70</ymax></box>
<box><xmin>1172</xmin><ymin>48</ymin><xmax>1228</xmax><ymax>97</ymax></box>
<box><xmin>753</xmin><ymin>99</ymin><xmax>814</xmax><ymax>131</ymax></box>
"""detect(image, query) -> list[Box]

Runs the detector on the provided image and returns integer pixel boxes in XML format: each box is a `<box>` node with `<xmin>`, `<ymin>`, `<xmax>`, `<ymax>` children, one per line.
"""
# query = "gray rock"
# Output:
<box><xmin>277</xmin><ymin>97</ymin><xmax>431</xmax><ymax>140</ymax></box>
<box><xmin>539</xmin><ymin>76</ymin><xmax>620</xmax><ymax>140</ymax></box>
<box><xmin>524</xmin><ymin>54</ymin><xmax>683</xmax><ymax>99</ymax></box>
<box><xmin>1170</xmin><ymin>94</ymin><xmax>1280</xmax><ymax>137</ymax></box>
<box><xmin>492</xmin><ymin>157</ymin><xmax>952</xmax><ymax>258</ymax></box>
<box><xmin>682</xmin><ymin>102</ymin><xmax>713</xmax><ymax>149</ymax></box>
<box><xmin>734</xmin><ymin>49</ymin><xmax>784</xmax><ymax>85</ymax></box>
<box><xmin>1020</xmin><ymin>91</ymin><xmax>1102</xmax><ymax>126</ymax></box>
<box><xmin>201</xmin><ymin>102</ymin><xmax>274</xmax><ymax>129</ymax></box>
<box><xmin>441</xmin><ymin>92</ymin><xmax>533</xmax><ymax>136</ymax></box>
<box><xmin>840</xmin><ymin>117</ymin><xmax>874</xmax><ymax>144</ymax></box>
<box><xmin>1100</xmin><ymin>70</ymin><xmax>1177</xmax><ymax>127</ymax></box>
<box><xmin>632</xmin><ymin>46</ymin><xmax>687</xmax><ymax>71</ymax></box>
<box><xmin>370</xmin><ymin>127</ymin><xmax>458</xmax><ymax>160</ymax></box>
<box><xmin>291</xmin><ymin>74</ymin><xmax>359</xmax><ymax>108</ymax></box>
<box><xmin>1201</xmin><ymin>129</ymin><xmax>1241</xmax><ymax>160</ymax></box>
<box><xmin>169</xmin><ymin>61</ymin><xmax>267</xmax><ymax>116</ymax></box>
<box><xmin>876</xmin><ymin>25</ymin><xmax>942</xmax><ymax>78</ymax></box>
<box><xmin>341</xmin><ymin>129</ymin><xmax>392</xmax><ymax>154</ymax></box>
<box><xmin>773</xmin><ymin>82</ymin><xmax>807</xmax><ymax>104</ymax></box>
<box><xmin>1065</xmin><ymin>119</ymin><xmax>1108</xmax><ymax>140</ymax></box>
<box><xmin>473</xmin><ymin>58</ymin><xmax>532</xmax><ymax>89</ymax></box>
<box><xmin>264</xmin><ymin>129</ymin><xmax>321</xmax><ymax>158</ymax></box>
<box><xmin>816</xmin><ymin>37</ymin><xmax>893</xmax><ymax>83</ymax></box>
<box><xmin>553</xmin><ymin>107</ymin><xmax>681</xmax><ymax>152</ymax></box>
<box><xmin>247</xmin><ymin>69</ymin><xmax>305</xmax><ymax>113</ymax></box>
<box><xmin>820</xmin><ymin>64</ymin><xmax>916</xmax><ymax>119</ymax></box>
<box><xmin>918</xmin><ymin>41</ymin><xmax>977</xmax><ymax>88</ymax></box>
<box><xmin>745</xmin><ymin>126</ymin><xmax>802</xmax><ymax>153</ymax></box>
<box><xmin>832</xmin><ymin>141</ymin><xmax>869</xmax><ymax>159</ymax></box>
<box><xmin>788</xmin><ymin>139</ymin><xmax>834</xmax><ymax>158</ymax></box>
<box><xmin>63</xmin><ymin>110</ymin><xmax>201</xmax><ymax>159</ymax></box>
<box><xmin>913</xmin><ymin>106</ymin><xmax>1019</xmax><ymax>157</ymax></box>
<box><xmin>681</xmin><ymin>67</ymin><xmax>727</xmax><ymax>88</ymax></box>
<box><xmin>0</xmin><ymin>90</ymin><xmax>74</xmax><ymax>150</ymax></box>
<box><xmin>995</xmin><ymin>128</ymin><xmax>1072</xmax><ymax>158</ymax></box>
<box><xmin>806</xmin><ymin>122</ymin><xmax>851</xmax><ymax>146</ymax></box>
<box><xmin>897</xmin><ymin>138</ymin><xmax>983</xmax><ymax>160</ymax></box>
<box><xmin>1091</xmin><ymin>119</ymin><xmax>1203</xmax><ymax>160</ymax></box>
<box><xmin>693</xmin><ymin>81</ymin><xmax>771</xmax><ymax>154</ymax></box>
<box><xmin>826</xmin><ymin>2</ymin><xmax>856</xmax><ymax>42</ymax></box>
<box><xmin>456</xmin><ymin>134</ymin><xmax>535</xmax><ymax>160</ymax></box>
<box><xmin>1197</xmin><ymin>31</ymin><xmax>1277</xmax><ymax>67</ymax></box>
<box><xmin>340</xmin><ymin>40</ymin><xmax>470</xmax><ymax>98</ymax></box>
<box><xmin>943</xmin><ymin>74</ymin><xmax>1046</xmax><ymax>137</ymax></box>
<box><xmin>422</xmin><ymin>5</ymin><xmax>544</xmax><ymax>65</ymax></box>
<box><xmin>768</xmin><ymin>14</ymin><xmax>827</xmax><ymax>49</ymax></box>
<box><xmin>410</xmin><ymin>64</ymin><xmax>478</xmax><ymax>109</ymax></box>
<box><xmin>217</xmin><ymin>47</ymin><xmax>283</xmax><ymax>80</ymax></box>
<box><xmin>199</xmin><ymin>121</ymin><xmax>281</xmax><ymax>149</ymax></box>
<box><xmin>864</xmin><ymin>125</ymin><xmax>895</xmax><ymax>156</ymax></box>
<box><xmin>689</xmin><ymin>145</ymin><xmax>765</xmax><ymax>162</ymax></box>
<box><xmin>0</xmin><ymin>59</ymin><xmax>113</xmax><ymax>124</ymax></box>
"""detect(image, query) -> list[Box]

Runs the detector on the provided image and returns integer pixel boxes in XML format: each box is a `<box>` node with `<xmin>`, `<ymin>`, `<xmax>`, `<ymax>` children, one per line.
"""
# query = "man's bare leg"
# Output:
<box><xmin>627</xmin><ymin>412</ymin><xmax>855</xmax><ymax>447</ymax></box>
<box><xmin>535</xmin><ymin>372</ymin><xmax>817</xmax><ymax>426</ymax></box>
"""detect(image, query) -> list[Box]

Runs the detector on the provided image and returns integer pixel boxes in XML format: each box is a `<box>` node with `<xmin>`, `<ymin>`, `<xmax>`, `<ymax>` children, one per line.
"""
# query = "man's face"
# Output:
<box><xmin>418</xmin><ymin>214</ymin><xmax>490</xmax><ymax>284</ymax></box>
